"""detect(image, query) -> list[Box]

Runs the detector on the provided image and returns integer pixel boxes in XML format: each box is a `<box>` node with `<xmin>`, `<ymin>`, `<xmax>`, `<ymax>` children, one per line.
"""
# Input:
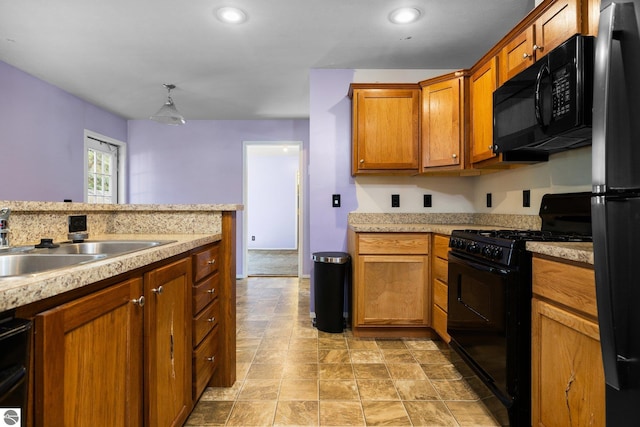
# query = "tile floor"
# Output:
<box><xmin>185</xmin><ymin>277</ymin><xmax>501</xmax><ymax>426</ymax></box>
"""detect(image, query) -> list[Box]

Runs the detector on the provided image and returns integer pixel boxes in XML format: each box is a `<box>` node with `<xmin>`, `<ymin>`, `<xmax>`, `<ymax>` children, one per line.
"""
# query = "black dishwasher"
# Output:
<box><xmin>0</xmin><ymin>317</ymin><xmax>31</xmax><ymax>427</ymax></box>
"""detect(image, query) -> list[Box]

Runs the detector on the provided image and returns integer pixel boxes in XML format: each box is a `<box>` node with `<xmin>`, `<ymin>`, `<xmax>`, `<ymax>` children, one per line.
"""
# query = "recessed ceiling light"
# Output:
<box><xmin>388</xmin><ymin>7</ymin><xmax>421</xmax><ymax>24</ymax></box>
<box><xmin>216</xmin><ymin>7</ymin><xmax>247</xmax><ymax>24</ymax></box>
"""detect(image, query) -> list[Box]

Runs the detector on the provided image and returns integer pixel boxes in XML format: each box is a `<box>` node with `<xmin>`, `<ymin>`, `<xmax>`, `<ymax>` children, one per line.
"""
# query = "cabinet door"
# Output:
<box><xmin>352</xmin><ymin>88</ymin><xmax>420</xmax><ymax>173</ymax></box>
<box><xmin>532</xmin><ymin>298</ymin><xmax>605</xmax><ymax>427</ymax></box>
<box><xmin>356</xmin><ymin>255</ymin><xmax>429</xmax><ymax>326</ymax></box>
<box><xmin>470</xmin><ymin>57</ymin><xmax>498</xmax><ymax>165</ymax></box>
<box><xmin>500</xmin><ymin>26</ymin><xmax>535</xmax><ymax>84</ymax></box>
<box><xmin>145</xmin><ymin>258</ymin><xmax>192</xmax><ymax>427</ymax></box>
<box><xmin>534</xmin><ymin>0</ymin><xmax>580</xmax><ymax>60</ymax></box>
<box><xmin>35</xmin><ymin>278</ymin><xmax>143</xmax><ymax>427</ymax></box>
<box><xmin>421</xmin><ymin>78</ymin><xmax>462</xmax><ymax>169</ymax></box>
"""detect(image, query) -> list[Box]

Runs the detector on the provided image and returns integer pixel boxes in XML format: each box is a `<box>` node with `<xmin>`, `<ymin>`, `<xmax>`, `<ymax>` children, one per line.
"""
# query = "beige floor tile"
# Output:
<box><xmin>403</xmin><ymin>400</ymin><xmax>458</xmax><ymax>426</ymax></box>
<box><xmin>245</xmin><ymin>363</ymin><xmax>284</xmax><ymax>380</ymax></box>
<box><xmin>237</xmin><ymin>379</ymin><xmax>281</xmax><ymax>400</ymax></box>
<box><xmin>394</xmin><ymin>380</ymin><xmax>440</xmax><ymax>400</ymax></box>
<box><xmin>346</xmin><ymin>338</ymin><xmax>379</xmax><ymax>350</ymax></box>
<box><xmin>226</xmin><ymin>401</ymin><xmax>277</xmax><ymax>426</ymax></box>
<box><xmin>356</xmin><ymin>379</ymin><xmax>400</xmax><ymax>400</ymax></box>
<box><xmin>431</xmin><ymin>378</ymin><xmax>481</xmax><ymax>400</ymax></box>
<box><xmin>374</xmin><ymin>339</ymin><xmax>407</xmax><ymax>349</ymax></box>
<box><xmin>386</xmin><ymin>363</ymin><xmax>428</xmax><ymax>380</ymax></box>
<box><xmin>273</xmin><ymin>401</ymin><xmax>319</xmax><ymax>426</ymax></box>
<box><xmin>361</xmin><ymin>400</ymin><xmax>412</xmax><ymax>426</ymax></box>
<box><xmin>199</xmin><ymin>383</ymin><xmax>243</xmax><ymax>401</ymax></box>
<box><xmin>421</xmin><ymin>363</ymin><xmax>463</xmax><ymax>380</ymax></box>
<box><xmin>446</xmin><ymin>400</ymin><xmax>500</xmax><ymax>426</ymax></box>
<box><xmin>350</xmin><ymin>349</ymin><xmax>384</xmax><ymax>363</ymax></box>
<box><xmin>286</xmin><ymin>349</ymin><xmax>318</xmax><ymax>363</ymax></box>
<box><xmin>184</xmin><ymin>401</ymin><xmax>233</xmax><ymax>426</ymax></box>
<box><xmin>412</xmin><ymin>349</ymin><xmax>452</xmax><ymax>364</ymax></box>
<box><xmin>253</xmin><ymin>349</ymin><xmax>288</xmax><ymax>364</ymax></box>
<box><xmin>318</xmin><ymin>349</ymin><xmax>350</xmax><ymax>364</ymax></box>
<box><xmin>381</xmin><ymin>349</ymin><xmax>417</xmax><ymax>363</ymax></box>
<box><xmin>404</xmin><ymin>339</ymin><xmax>440</xmax><ymax>351</ymax></box>
<box><xmin>289</xmin><ymin>337</ymin><xmax>318</xmax><ymax>351</ymax></box>
<box><xmin>279</xmin><ymin>379</ymin><xmax>319</xmax><ymax>400</ymax></box>
<box><xmin>319</xmin><ymin>363</ymin><xmax>354</xmax><ymax>379</ymax></box>
<box><xmin>319</xmin><ymin>401</ymin><xmax>365</xmax><ymax>426</ymax></box>
<box><xmin>282</xmin><ymin>363</ymin><xmax>318</xmax><ymax>379</ymax></box>
<box><xmin>319</xmin><ymin>379</ymin><xmax>360</xmax><ymax>400</ymax></box>
<box><xmin>352</xmin><ymin>363</ymin><xmax>390</xmax><ymax>379</ymax></box>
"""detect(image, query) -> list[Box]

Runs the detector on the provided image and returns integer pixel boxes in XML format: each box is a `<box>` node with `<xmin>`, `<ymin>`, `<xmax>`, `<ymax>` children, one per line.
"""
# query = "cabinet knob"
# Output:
<box><xmin>488</xmin><ymin>145</ymin><xmax>493</xmax><ymax>150</ymax></box>
<box><xmin>207</xmin><ymin>259</ymin><xmax>216</xmax><ymax>265</ymax></box>
<box><xmin>207</xmin><ymin>356</ymin><xmax>216</xmax><ymax>362</ymax></box>
<box><xmin>523</xmin><ymin>52</ymin><xmax>531</xmax><ymax>59</ymax></box>
<box><xmin>452</xmin><ymin>153</ymin><xmax>457</xmax><ymax>159</ymax></box>
<box><xmin>207</xmin><ymin>288</ymin><xmax>216</xmax><ymax>294</ymax></box>
<box><xmin>151</xmin><ymin>286</ymin><xmax>163</xmax><ymax>295</ymax></box>
<box><xmin>359</xmin><ymin>159</ymin><xmax>364</xmax><ymax>163</ymax></box>
<box><xmin>208</xmin><ymin>317</ymin><xmax>216</xmax><ymax>323</ymax></box>
<box><xmin>533</xmin><ymin>44</ymin><xmax>542</xmax><ymax>51</ymax></box>
<box><xmin>132</xmin><ymin>296</ymin><xmax>145</xmax><ymax>307</ymax></box>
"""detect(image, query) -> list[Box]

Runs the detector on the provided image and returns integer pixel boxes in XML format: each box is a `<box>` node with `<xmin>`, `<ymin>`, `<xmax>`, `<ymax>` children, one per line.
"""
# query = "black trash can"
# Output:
<box><xmin>313</xmin><ymin>252</ymin><xmax>351</xmax><ymax>333</ymax></box>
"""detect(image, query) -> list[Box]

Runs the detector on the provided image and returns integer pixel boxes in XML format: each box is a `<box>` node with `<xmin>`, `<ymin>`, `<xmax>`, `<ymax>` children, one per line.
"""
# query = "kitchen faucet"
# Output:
<box><xmin>0</xmin><ymin>207</ymin><xmax>10</xmax><ymax>248</ymax></box>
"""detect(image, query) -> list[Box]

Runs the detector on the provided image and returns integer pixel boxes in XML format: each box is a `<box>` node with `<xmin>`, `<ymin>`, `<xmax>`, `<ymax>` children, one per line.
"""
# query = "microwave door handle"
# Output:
<box><xmin>534</xmin><ymin>63</ymin><xmax>550</xmax><ymax>129</ymax></box>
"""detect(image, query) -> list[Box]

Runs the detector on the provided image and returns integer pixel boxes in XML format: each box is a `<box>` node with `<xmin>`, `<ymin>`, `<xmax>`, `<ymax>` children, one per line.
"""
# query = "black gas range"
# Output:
<box><xmin>446</xmin><ymin>192</ymin><xmax>592</xmax><ymax>426</ymax></box>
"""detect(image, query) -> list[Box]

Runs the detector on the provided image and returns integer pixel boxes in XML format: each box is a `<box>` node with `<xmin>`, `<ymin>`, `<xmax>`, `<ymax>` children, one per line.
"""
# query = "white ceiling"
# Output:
<box><xmin>0</xmin><ymin>0</ymin><xmax>534</xmax><ymax>120</ymax></box>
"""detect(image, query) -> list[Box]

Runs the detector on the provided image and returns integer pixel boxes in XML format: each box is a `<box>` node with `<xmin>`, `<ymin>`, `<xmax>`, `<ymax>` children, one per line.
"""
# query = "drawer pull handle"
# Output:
<box><xmin>151</xmin><ymin>286</ymin><xmax>163</xmax><ymax>295</ymax></box>
<box><xmin>132</xmin><ymin>296</ymin><xmax>145</xmax><ymax>307</ymax></box>
<box><xmin>207</xmin><ymin>356</ymin><xmax>215</xmax><ymax>362</ymax></box>
<box><xmin>207</xmin><ymin>259</ymin><xmax>216</xmax><ymax>265</ymax></box>
<box><xmin>207</xmin><ymin>288</ymin><xmax>216</xmax><ymax>294</ymax></box>
<box><xmin>208</xmin><ymin>317</ymin><xmax>216</xmax><ymax>323</ymax></box>
<box><xmin>452</xmin><ymin>153</ymin><xmax>457</xmax><ymax>158</ymax></box>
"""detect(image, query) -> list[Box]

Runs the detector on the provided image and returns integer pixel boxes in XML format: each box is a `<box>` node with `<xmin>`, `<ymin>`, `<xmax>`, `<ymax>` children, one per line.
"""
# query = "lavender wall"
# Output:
<box><xmin>127</xmin><ymin>119</ymin><xmax>310</xmax><ymax>277</ymax></box>
<box><xmin>0</xmin><ymin>61</ymin><xmax>127</xmax><ymax>202</ymax></box>
<box><xmin>308</xmin><ymin>69</ymin><xmax>358</xmax><ymax>312</ymax></box>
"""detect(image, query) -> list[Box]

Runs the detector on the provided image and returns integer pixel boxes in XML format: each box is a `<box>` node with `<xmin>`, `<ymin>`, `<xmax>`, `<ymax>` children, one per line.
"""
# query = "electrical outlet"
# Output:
<box><xmin>486</xmin><ymin>193</ymin><xmax>492</xmax><ymax>208</ymax></box>
<box><xmin>424</xmin><ymin>194</ymin><xmax>432</xmax><ymax>208</ymax></box>
<box><xmin>523</xmin><ymin>190</ymin><xmax>531</xmax><ymax>207</ymax></box>
<box><xmin>391</xmin><ymin>194</ymin><xmax>400</xmax><ymax>208</ymax></box>
<box><xmin>332</xmin><ymin>194</ymin><xmax>341</xmax><ymax>208</ymax></box>
<box><xmin>68</xmin><ymin>215</ymin><xmax>87</xmax><ymax>232</ymax></box>
<box><xmin>251</xmin><ymin>235</ymin><xmax>255</xmax><ymax>241</ymax></box>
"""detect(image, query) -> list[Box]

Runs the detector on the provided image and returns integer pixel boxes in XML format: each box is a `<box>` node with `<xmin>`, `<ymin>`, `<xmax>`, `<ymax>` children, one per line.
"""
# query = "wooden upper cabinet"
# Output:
<box><xmin>470</xmin><ymin>57</ymin><xmax>498</xmax><ymax>165</ymax></box>
<box><xmin>349</xmin><ymin>84</ymin><xmax>421</xmax><ymax>175</ymax></box>
<box><xmin>420</xmin><ymin>72</ymin><xmax>468</xmax><ymax>171</ymax></box>
<box><xmin>501</xmin><ymin>0</ymin><xmax>581</xmax><ymax>84</ymax></box>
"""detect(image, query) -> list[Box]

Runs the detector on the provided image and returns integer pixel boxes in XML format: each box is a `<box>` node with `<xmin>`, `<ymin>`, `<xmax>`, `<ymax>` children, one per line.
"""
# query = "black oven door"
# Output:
<box><xmin>447</xmin><ymin>251</ymin><xmax>517</xmax><ymax>404</ymax></box>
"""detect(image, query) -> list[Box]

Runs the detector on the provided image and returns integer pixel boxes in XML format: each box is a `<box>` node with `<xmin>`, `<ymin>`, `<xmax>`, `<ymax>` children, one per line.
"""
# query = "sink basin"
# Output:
<box><xmin>0</xmin><ymin>254</ymin><xmax>107</xmax><ymax>277</ymax></box>
<box><xmin>31</xmin><ymin>240</ymin><xmax>173</xmax><ymax>255</ymax></box>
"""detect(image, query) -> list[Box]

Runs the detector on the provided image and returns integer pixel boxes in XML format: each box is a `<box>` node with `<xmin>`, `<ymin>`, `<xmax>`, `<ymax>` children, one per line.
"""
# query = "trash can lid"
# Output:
<box><xmin>312</xmin><ymin>252</ymin><xmax>350</xmax><ymax>264</ymax></box>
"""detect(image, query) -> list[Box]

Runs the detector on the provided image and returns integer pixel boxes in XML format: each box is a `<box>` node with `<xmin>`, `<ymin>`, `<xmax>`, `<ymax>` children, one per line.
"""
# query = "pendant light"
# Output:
<box><xmin>150</xmin><ymin>84</ymin><xmax>186</xmax><ymax>125</ymax></box>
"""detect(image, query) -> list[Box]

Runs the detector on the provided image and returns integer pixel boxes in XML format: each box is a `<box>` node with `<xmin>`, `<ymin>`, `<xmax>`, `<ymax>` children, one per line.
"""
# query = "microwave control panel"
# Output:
<box><xmin>552</xmin><ymin>65</ymin><xmax>572</xmax><ymax>119</ymax></box>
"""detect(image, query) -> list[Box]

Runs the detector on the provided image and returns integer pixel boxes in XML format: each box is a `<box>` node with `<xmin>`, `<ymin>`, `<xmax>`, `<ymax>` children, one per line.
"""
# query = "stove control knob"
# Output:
<box><xmin>492</xmin><ymin>247</ymin><xmax>503</xmax><ymax>259</ymax></box>
<box><xmin>482</xmin><ymin>246</ymin><xmax>492</xmax><ymax>257</ymax></box>
<box><xmin>467</xmin><ymin>243</ymin><xmax>479</xmax><ymax>254</ymax></box>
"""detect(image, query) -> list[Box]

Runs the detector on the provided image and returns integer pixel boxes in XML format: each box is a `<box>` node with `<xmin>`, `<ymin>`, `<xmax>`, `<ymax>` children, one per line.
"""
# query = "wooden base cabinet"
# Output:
<box><xmin>35</xmin><ymin>278</ymin><xmax>144</xmax><ymax>427</ymax></box>
<box><xmin>531</xmin><ymin>256</ymin><xmax>605</xmax><ymax>427</ymax></box>
<box><xmin>431</xmin><ymin>234</ymin><xmax>450</xmax><ymax>342</ymax></box>
<box><xmin>349</xmin><ymin>231</ymin><xmax>431</xmax><ymax>338</ymax></box>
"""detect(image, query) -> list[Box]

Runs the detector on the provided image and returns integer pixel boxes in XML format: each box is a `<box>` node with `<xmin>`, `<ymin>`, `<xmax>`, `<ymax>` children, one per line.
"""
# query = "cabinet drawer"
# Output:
<box><xmin>193</xmin><ymin>272</ymin><xmax>219</xmax><ymax>314</ymax></box>
<box><xmin>432</xmin><ymin>305</ymin><xmax>450</xmax><ymax>342</ymax></box>
<box><xmin>193</xmin><ymin>244</ymin><xmax>220</xmax><ymax>282</ymax></box>
<box><xmin>358</xmin><ymin>233</ymin><xmax>429</xmax><ymax>255</ymax></box>
<box><xmin>433</xmin><ymin>234</ymin><xmax>450</xmax><ymax>259</ymax></box>
<box><xmin>532</xmin><ymin>257</ymin><xmax>597</xmax><ymax>318</ymax></box>
<box><xmin>193</xmin><ymin>298</ymin><xmax>220</xmax><ymax>347</ymax></box>
<box><xmin>433</xmin><ymin>279</ymin><xmax>448</xmax><ymax>311</ymax></box>
<box><xmin>433</xmin><ymin>256</ymin><xmax>448</xmax><ymax>284</ymax></box>
<box><xmin>193</xmin><ymin>327</ymin><xmax>219</xmax><ymax>399</ymax></box>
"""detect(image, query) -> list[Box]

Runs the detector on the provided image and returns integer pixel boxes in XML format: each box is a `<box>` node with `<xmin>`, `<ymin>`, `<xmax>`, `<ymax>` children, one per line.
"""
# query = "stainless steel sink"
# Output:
<box><xmin>30</xmin><ymin>240</ymin><xmax>173</xmax><ymax>255</ymax></box>
<box><xmin>0</xmin><ymin>239</ymin><xmax>175</xmax><ymax>277</ymax></box>
<box><xmin>0</xmin><ymin>253</ymin><xmax>107</xmax><ymax>277</ymax></box>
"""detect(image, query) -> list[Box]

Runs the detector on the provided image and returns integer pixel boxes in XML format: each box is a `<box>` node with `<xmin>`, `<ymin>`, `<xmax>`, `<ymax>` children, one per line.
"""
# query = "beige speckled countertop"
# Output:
<box><xmin>0</xmin><ymin>233</ymin><xmax>220</xmax><ymax>312</ymax></box>
<box><xmin>348</xmin><ymin>213</ymin><xmax>594</xmax><ymax>266</ymax></box>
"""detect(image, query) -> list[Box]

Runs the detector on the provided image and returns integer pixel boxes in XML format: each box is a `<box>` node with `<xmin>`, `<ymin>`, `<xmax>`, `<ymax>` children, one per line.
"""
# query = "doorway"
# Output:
<box><xmin>243</xmin><ymin>142</ymin><xmax>303</xmax><ymax>277</ymax></box>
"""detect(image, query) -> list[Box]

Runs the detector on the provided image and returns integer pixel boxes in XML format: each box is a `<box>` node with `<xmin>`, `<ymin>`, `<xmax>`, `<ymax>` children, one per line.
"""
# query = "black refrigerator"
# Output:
<box><xmin>591</xmin><ymin>0</ymin><xmax>640</xmax><ymax>424</ymax></box>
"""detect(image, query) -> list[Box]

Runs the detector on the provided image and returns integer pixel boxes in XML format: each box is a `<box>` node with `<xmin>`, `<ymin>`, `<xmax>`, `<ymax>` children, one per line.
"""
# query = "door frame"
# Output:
<box><xmin>242</xmin><ymin>141</ymin><xmax>304</xmax><ymax>278</ymax></box>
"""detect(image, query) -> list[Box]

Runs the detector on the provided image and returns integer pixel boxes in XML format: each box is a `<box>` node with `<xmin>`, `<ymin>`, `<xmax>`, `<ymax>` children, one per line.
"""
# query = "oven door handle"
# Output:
<box><xmin>450</xmin><ymin>254</ymin><xmax>509</xmax><ymax>276</ymax></box>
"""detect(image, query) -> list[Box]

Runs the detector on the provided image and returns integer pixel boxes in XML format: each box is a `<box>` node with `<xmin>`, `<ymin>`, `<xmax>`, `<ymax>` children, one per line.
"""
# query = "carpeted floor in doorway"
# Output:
<box><xmin>248</xmin><ymin>249</ymin><xmax>298</xmax><ymax>276</ymax></box>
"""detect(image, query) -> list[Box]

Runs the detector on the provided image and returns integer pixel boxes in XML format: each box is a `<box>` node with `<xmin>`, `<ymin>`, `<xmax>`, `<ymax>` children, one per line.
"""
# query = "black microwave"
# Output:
<box><xmin>493</xmin><ymin>34</ymin><xmax>595</xmax><ymax>162</ymax></box>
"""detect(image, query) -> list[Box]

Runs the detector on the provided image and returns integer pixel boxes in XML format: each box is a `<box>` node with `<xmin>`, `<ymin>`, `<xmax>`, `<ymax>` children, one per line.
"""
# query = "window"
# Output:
<box><xmin>84</xmin><ymin>130</ymin><xmax>126</xmax><ymax>204</ymax></box>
